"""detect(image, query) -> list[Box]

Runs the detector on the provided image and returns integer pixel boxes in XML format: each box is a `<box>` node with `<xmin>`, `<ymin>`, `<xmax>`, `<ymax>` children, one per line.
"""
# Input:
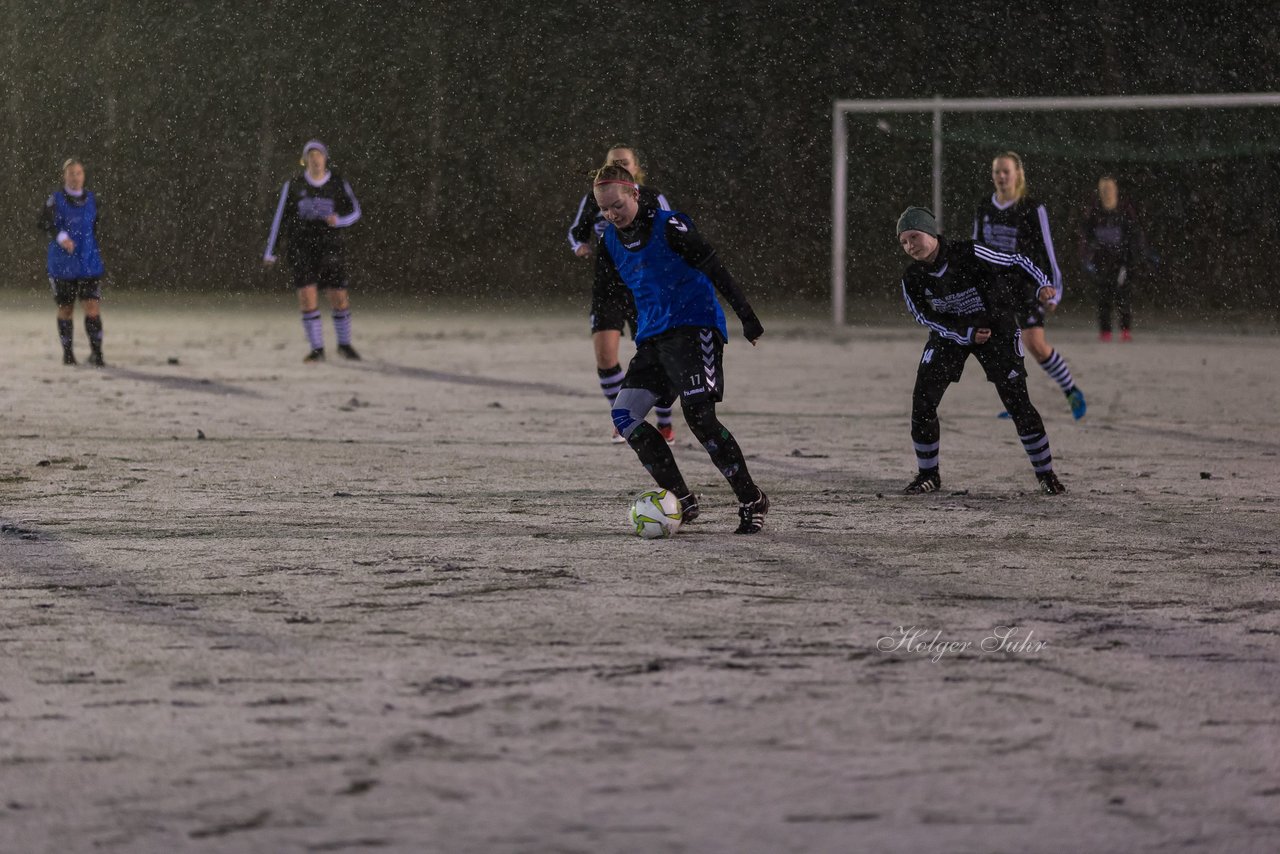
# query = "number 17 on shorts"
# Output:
<box><xmin>676</xmin><ymin>329</ymin><xmax>723</xmax><ymax>403</ymax></box>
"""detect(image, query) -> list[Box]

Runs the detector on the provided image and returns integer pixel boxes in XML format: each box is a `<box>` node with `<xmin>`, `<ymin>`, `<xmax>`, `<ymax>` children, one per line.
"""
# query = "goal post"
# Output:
<box><xmin>830</xmin><ymin>92</ymin><xmax>1280</xmax><ymax>325</ymax></box>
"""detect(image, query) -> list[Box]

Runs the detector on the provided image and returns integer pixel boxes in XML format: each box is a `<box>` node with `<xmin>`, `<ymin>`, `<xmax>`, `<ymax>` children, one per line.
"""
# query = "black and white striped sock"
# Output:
<box><xmin>302</xmin><ymin>310</ymin><xmax>324</xmax><ymax>350</ymax></box>
<box><xmin>597</xmin><ymin>364</ymin><xmax>625</xmax><ymax>405</ymax></box>
<box><xmin>654</xmin><ymin>404</ymin><xmax>673</xmax><ymax>428</ymax></box>
<box><xmin>1039</xmin><ymin>349</ymin><xmax>1076</xmax><ymax>394</ymax></box>
<box><xmin>913</xmin><ymin>439</ymin><xmax>940</xmax><ymax>472</ymax></box>
<box><xmin>1020</xmin><ymin>431</ymin><xmax>1054</xmax><ymax>474</ymax></box>
<box><xmin>332</xmin><ymin>310</ymin><xmax>352</xmax><ymax>346</ymax></box>
<box><xmin>911</xmin><ymin>415</ymin><xmax>941</xmax><ymax>472</ymax></box>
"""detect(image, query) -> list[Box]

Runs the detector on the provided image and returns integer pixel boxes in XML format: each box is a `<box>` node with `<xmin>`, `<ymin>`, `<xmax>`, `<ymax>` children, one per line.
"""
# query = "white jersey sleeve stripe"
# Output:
<box><xmin>902</xmin><ymin>280</ymin><xmax>972</xmax><ymax>345</ymax></box>
<box><xmin>264</xmin><ymin>180</ymin><xmax>290</xmax><ymax>260</ymax></box>
<box><xmin>972</xmin><ymin>243</ymin><xmax>1021</xmax><ymax>266</ymax></box>
<box><xmin>331</xmin><ymin>181</ymin><xmax>361</xmax><ymax>228</ymax></box>
<box><xmin>1035</xmin><ymin>204</ymin><xmax>1063</xmax><ymax>302</ymax></box>
<box><xmin>656</xmin><ymin>192</ymin><xmax>672</xmax><ymax>210</ymax></box>
<box><xmin>567</xmin><ymin>193</ymin><xmax>590</xmax><ymax>251</ymax></box>
<box><xmin>973</xmin><ymin>244</ymin><xmax>1053</xmax><ymax>292</ymax></box>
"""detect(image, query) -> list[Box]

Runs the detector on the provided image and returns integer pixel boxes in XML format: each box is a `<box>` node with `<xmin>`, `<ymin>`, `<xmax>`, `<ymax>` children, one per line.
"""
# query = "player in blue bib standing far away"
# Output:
<box><xmin>592</xmin><ymin>163</ymin><xmax>770</xmax><ymax>534</ymax></box>
<box><xmin>263</xmin><ymin>139</ymin><xmax>363</xmax><ymax>362</ymax></box>
<box><xmin>39</xmin><ymin>157</ymin><xmax>107</xmax><ymax>366</ymax></box>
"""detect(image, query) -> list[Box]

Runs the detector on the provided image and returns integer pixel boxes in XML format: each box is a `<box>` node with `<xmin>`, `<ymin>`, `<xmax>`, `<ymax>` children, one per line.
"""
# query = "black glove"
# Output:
<box><xmin>741</xmin><ymin>312</ymin><xmax>764</xmax><ymax>343</ymax></box>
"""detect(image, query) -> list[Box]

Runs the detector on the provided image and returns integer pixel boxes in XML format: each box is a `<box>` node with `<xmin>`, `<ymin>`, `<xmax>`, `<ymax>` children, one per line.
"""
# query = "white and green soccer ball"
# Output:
<box><xmin>629</xmin><ymin>489</ymin><xmax>683</xmax><ymax>539</ymax></box>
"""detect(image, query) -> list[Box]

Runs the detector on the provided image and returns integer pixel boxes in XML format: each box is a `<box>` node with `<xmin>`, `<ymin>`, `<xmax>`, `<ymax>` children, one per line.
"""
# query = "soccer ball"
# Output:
<box><xmin>629</xmin><ymin>489</ymin><xmax>683</xmax><ymax>539</ymax></box>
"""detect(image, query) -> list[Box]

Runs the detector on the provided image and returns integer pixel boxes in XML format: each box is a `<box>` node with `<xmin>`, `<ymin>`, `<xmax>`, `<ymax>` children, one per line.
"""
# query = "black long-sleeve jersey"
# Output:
<box><xmin>38</xmin><ymin>189</ymin><xmax>102</xmax><ymax>239</ymax></box>
<box><xmin>901</xmin><ymin>237</ymin><xmax>1053</xmax><ymax>346</ymax></box>
<box><xmin>568</xmin><ymin>184</ymin><xmax>671</xmax><ymax>252</ymax></box>
<box><xmin>263</xmin><ymin>169</ymin><xmax>361</xmax><ymax>261</ymax></box>
<box><xmin>595</xmin><ymin>196</ymin><xmax>757</xmax><ymax>324</ymax></box>
<box><xmin>1078</xmin><ymin>200</ymin><xmax>1146</xmax><ymax>269</ymax></box>
<box><xmin>972</xmin><ymin>194</ymin><xmax>1063</xmax><ymax>306</ymax></box>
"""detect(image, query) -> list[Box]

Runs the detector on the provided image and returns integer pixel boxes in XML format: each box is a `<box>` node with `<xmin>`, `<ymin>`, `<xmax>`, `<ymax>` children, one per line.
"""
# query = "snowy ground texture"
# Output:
<box><xmin>2</xmin><ymin>293</ymin><xmax>1278</xmax><ymax>854</ymax></box>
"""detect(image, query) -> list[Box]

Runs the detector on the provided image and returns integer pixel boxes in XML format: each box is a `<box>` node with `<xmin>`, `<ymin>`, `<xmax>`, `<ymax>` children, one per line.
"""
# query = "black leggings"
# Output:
<box><xmin>911</xmin><ymin>373</ymin><xmax>1046</xmax><ymax>449</ymax></box>
<box><xmin>620</xmin><ymin>397</ymin><xmax>758</xmax><ymax>503</ymax></box>
<box><xmin>1092</xmin><ymin>262</ymin><xmax>1132</xmax><ymax>333</ymax></box>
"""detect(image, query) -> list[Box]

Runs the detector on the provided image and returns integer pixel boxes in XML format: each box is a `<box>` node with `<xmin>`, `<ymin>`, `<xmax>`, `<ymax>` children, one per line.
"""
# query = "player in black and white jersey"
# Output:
<box><xmin>263</xmin><ymin>140</ymin><xmax>362</xmax><ymax>362</ymax></box>
<box><xmin>568</xmin><ymin>144</ymin><xmax>676</xmax><ymax>444</ymax></box>
<box><xmin>897</xmin><ymin>207</ymin><xmax>1066</xmax><ymax>496</ymax></box>
<box><xmin>973</xmin><ymin>152</ymin><xmax>1086</xmax><ymax>420</ymax></box>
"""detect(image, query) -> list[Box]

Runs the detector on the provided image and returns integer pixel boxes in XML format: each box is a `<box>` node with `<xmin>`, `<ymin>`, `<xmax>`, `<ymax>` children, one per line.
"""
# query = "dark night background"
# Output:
<box><xmin>4</xmin><ymin>0</ymin><xmax>1280</xmax><ymax>317</ymax></box>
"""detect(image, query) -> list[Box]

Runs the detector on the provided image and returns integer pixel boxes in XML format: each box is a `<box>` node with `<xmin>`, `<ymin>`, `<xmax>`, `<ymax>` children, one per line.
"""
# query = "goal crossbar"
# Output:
<box><xmin>830</xmin><ymin>91</ymin><xmax>1280</xmax><ymax>325</ymax></box>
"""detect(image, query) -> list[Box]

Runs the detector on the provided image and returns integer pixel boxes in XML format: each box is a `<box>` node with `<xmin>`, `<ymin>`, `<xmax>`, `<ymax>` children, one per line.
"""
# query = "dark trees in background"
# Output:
<box><xmin>3</xmin><ymin>0</ymin><xmax>1277</xmax><ymax>314</ymax></box>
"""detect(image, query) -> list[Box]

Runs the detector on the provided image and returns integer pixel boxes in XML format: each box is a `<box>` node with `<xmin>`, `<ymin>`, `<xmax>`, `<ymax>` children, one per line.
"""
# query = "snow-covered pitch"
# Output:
<box><xmin>2</xmin><ymin>293</ymin><xmax>1277</xmax><ymax>853</ymax></box>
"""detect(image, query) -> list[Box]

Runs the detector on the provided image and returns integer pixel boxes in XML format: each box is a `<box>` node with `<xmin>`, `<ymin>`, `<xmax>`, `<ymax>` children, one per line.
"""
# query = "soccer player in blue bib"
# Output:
<box><xmin>39</xmin><ymin>158</ymin><xmax>107</xmax><ymax>366</ymax></box>
<box><xmin>568</xmin><ymin>144</ymin><xmax>677</xmax><ymax>444</ymax></box>
<box><xmin>592</xmin><ymin>163</ymin><xmax>769</xmax><ymax>534</ymax></box>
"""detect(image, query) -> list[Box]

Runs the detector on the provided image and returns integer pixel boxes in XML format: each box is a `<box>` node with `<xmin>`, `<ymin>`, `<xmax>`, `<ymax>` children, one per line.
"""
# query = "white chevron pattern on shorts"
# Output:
<box><xmin>699</xmin><ymin>331</ymin><xmax>717</xmax><ymax>389</ymax></box>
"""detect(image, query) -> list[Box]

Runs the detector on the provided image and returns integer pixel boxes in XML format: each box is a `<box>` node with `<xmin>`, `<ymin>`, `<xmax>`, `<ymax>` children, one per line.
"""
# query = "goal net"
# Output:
<box><xmin>830</xmin><ymin>93</ymin><xmax>1280</xmax><ymax>325</ymax></box>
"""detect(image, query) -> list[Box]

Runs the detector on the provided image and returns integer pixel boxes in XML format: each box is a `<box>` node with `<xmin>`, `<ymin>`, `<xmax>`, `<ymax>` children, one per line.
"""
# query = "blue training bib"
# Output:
<box><xmin>47</xmin><ymin>190</ymin><xmax>105</xmax><ymax>280</ymax></box>
<box><xmin>603</xmin><ymin>211</ymin><xmax>727</xmax><ymax>342</ymax></box>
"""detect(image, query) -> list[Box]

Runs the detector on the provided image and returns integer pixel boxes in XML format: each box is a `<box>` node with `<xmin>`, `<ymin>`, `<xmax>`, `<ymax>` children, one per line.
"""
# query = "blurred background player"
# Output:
<box><xmin>263</xmin><ymin>140</ymin><xmax>363</xmax><ymax>362</ymax></box>
<box><xmin>592</xmin><ymin>163</ymin><xmax>769</xmax><ymax>534</ymax></box>
<box><xmin>568</xmin><ymin>144</ymin><xmax>676</xmax><ymax>443</ymax></box>
<box><xmin>973</xmin><ymin>152</ymin><xmax>1087</xmax><ymax>420</ymax></box>
<box><xmin>897</xmin><ymin>207</ymin><xmax>1066</xmax><ymax>496</ymax></box>
<box><xmin>1079</xmin><ymin>174</ymin><xmax>1148</xmax><ymax>341</ymax></box>
<box><xmin>39</xmin><ymin>157</ymin><xmax>107</xmax><ymax>366</ymax></box>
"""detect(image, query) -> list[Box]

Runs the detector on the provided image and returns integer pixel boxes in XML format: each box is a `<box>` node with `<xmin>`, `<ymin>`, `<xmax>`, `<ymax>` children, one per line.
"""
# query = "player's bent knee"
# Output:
<box><xmin>1024</xmin><ymin>339</ymin><xmax>1050</xmax><ymax>360</ymax></box>
<box><xmin>612</xmin><ymin>388</ymin><xmax>658</xmax><ymax>440</ymax></box>
<box><xmin>995</xmin><ymin>382</ymin><xmax>1040</xmax><ymax>423</ymax></box>
<box><xmin>611</xmin><ymin>407</ymin><xmax>638</xmax><ymax>438</ymax></box>
<box><xmin>910</xmin><ymin>414</ymin><xmax>938</xmax><ymax>431</ymax></box>
<box><xmin>911</xmin><ymin>398</ymin><xmax>940</xmax><ymax>424</ymax></box>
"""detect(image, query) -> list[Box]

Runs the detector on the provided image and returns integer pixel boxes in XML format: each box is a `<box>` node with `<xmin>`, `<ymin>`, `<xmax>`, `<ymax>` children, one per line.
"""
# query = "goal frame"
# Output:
<box><xmin>830</xmin><ymin>92</ymin><xmax>1280</xmax><ymax>325</ymax></box>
